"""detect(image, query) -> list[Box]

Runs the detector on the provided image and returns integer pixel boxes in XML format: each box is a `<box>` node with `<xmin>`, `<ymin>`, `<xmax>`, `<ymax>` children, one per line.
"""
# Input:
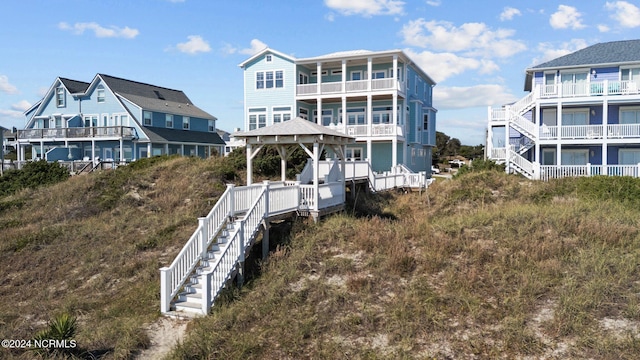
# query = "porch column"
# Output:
<box><xmin>341</xmin><ymin>144</ymin><xmax>347</xmax><ymax>204</ymax></box>
<box><xmin>119</xmin><ymin>138</ymin><xmax>124</xmax><ymax>163</ymax></box>
<box><xmin>316</xmin><ymin>62</ymin><xmax>322</xmax><ymax>95</ymax></box>
<box><xmin>392</xmin><ymin>88</ymin><xmax>398</xmax><ymax>167</ymax></box>
<box><xmin>165</xmin><ymin>143</ymin><xmax>169</xmax><ymax>155</ymax></box>
<box><xmin>341</xmin><ymin>96</ymin><xmax>347</xmax><ymax>133</ymax></box>
<box><xmin>91</xmin><ymin>140</ymin><xmax>96</xmax><ymax>161</ymax></box>
<box><xmin>504</xmin><ymin>123</ymin><xmax>510</xmax><ymax>174</ymax></box>
<box><xmin>535</xmin><ymin>103</ymin><xmax>541</xmax><ymax>163</ymax></box>
<box><xmin>247</xmin><ymin>142</ymin><xmax>253</xmax><ymax>185</ymax></box>
<box><xmin>147</xmin><ymin>143</ymin><xmax>152</xmax><ymax>158</ymax></box>
<box><xmin>556</xmin><ymin>102</ymin><xmax>563</xmax><ymax>166</ymax></box>
<box><xmin>603</xmin><ymin>99</ymin><xmax>608</xmax><ymax>172</ymax></box>
<box><xmin>317</xmin><ymin>98</ymin><xmax>323</xmax><ymax>125</ymax></box>
<box><xmin>367</xmin><ymin>94</ymin><xmax>372</xmax><ymax>136</ymax></box>
<box><xmin>367</xmin><ymin>57</ymin><xmax>372</xmax><ymax>91</ymax></box>
<box><xmin>40</xmin><ymin>141</ymin><xmax>44</xmax><ymax>160</ymax></box>
<box><xmin>485</xmin><ymin>122</ymin><xmax>493</xmax><ymax>159</ymax></box>
<box><xmin>341</xmin><ymin>60</ymin><xmax>346</xmax><ymax>93</ymax></box>
<box><xmin>313</xmin><ymin>142</ymin><xmax>320</xmax><ymax>213</ymax></box>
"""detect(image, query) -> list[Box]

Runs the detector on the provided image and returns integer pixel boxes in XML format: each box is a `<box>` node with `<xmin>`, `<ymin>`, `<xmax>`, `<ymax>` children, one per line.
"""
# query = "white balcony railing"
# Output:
<box><xmin>340</xmin><ymin>124</ymin><xmax>404</xmax><ymax>137</ymax></box>
<box><xmin>18</xmin><ymin>126</ymin><xmax>136</xmax><ymax>140</ymax></box>
<box><xmin>539</xmin><ymin>80</ymin><xmax>640</xmax><ymax>99</ymax></box>
<box><xmin>296</xmin><ymin>78</ymin><xmax>403</xmax><ymax>96</ymax></box>
<box><xmin>539</xmin><ymin>124</ymin><xmax>640</xmax><ymax>140</ymax></box>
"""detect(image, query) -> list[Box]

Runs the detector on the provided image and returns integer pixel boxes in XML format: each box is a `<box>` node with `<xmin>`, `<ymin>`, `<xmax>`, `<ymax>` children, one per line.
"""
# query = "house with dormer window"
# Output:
<box><xmin>487</xmin><ymin>39</ymin><xmax>640</xmax><ymax>180</ymax></box>
<box><xmin>238</xmin><ymin>48</ymin><xmax>437</xmax><ymax>174</ymax></box>
<box><xmin>18</xmin><ymin>74</ymin><xmax>225</xmax><ymax>163</ymax></box>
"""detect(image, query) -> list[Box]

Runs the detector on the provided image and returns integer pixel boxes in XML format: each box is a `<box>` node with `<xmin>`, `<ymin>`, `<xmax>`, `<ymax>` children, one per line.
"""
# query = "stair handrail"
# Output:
<box><xmin>509</xmin><ymin>149</ymin><xmax>534</xmax><ymax>178</ymax></box>
<box><xmin>510</xmin><ymin>89</ymin><xmax>536</xmax><ymax>116</ymax></box>
<box><xmin>160</xmin><ymin>185</ymin><xmax>234</xmax><ymax>313</ymax></box>
<box><xmin>202</xmin><ymin>185</ymin><xmax>269</xmax><ymax>313</ymax></box>
<box><xmin>509</xmin><ymin>110</ymin><xmax>537</xmax><ymax>140</ymax></box>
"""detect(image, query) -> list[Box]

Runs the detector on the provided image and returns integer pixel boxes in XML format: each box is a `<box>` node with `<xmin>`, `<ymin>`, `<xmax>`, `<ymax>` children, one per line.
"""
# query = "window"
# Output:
<box><xmin>97</xmin><ymin>85</ymin><xmax>105</xmax><ymax>103</ymax></box>
<box><xmin>299</xmin><ymin>107</ymin><xmax>309</xmax><ymax>120</ymax></box>
<box><xmin>346</xmin><ymin>148</ymin><xmax>362</xmax><ymax>160</ymax></box>
<box><xmin>143</xmin><ymin>111</ymin><xmax>152</xmax><ymax>126</ymax></box>
<box><xmin>166</xmin><ymin>114</ymin><xmax>173</xmax><ymax>128</ymax></box>
<box><xmin>83</xmin><ymin>115</ymin><xmax>98</xmax><ymax>127</ymax></box>
<box><xmin>560</xmin><ymin>71</ymin><xmax>588</xmax><ymax>95</ymax></box>
<box><xmin>313</xmin><ymin>109</ymin><xmax>333</xmax><ymax>126</ymax></box>
<box><xmin>208</xmin><ymin>120</ymin><xmax>215</xmax><ymax>132</ymax></box>
<box><xmin>372</xmin><ymin>70</ymin><xmax>386</xmax><ymax>79</ymax></box>
<box><xmin>183</xmin><ymin>117</ymin><xmax>190</xmax><ymax>130</ymax></box>
<box><xmin>372</xmin><ymin>106</ymin><xmax>392</xmax><ymax>124</ymax></box>
<box><xmin>248</xmin><ymin>108</ymin><xmax>267</xmax><ymax>130</ymax></box>
<box><xmin>56</xmin><ymin>87</ymin><xmax>65</xmax><ymax>107</ymax></box>
<box><xmin>562</xmin><ymin>110</ymin><xmax>588</xmax><ymax>126</ymax></box>
<box><xmin>256</xmin><ymin>72</ymin><xmax>264</xmax><ymax>89</ymax></box>
<box><xmin>311</xmin><ymin>70</ymin><xmax>328</xmax><ymax>77</ymax></box>
<box><xmin>331</xmin><ymin>69</ymin><xmax>342</xmax><ymax>76</ymax></box>
<box><xmin>561</xmin><ymin>149</ymin><xmax>588</xmax><ymax>165</ymax></box>
<box><xmin>273</xmin><ymin>106</ymin><xmax>292</xmax><ymax>123</ymax></box>
<box><xmin>621</xmin><ymin>68</ymin><xmax>640</xmax><ymax>82</ymax></box>
<box><xmin>266</xmin><ymin>54</ymin><xmax>272</xmax><ymax>62</ymax></box>
<box><xmin>621</xmin><ymin>108</ymin><xmax>640</xmax><ymax>124</ymax></box>
<box><xmin>257</xmin><ymin>70</ymin><xmax>284</xmax><ymax>89</ymax></box>
<box><xmin>350</xmin><ymin>71</ymin><xmax>362</xmax><ymax>81</ymax></box>
<box><xmin>619</xmin><ymin>149</ymin><xmax>640</xmax><ymax>165</ymax></box>
<box><xmin>299</xmin><ymin>72</ymin><xmax>309</xmax><ymax>84</ymax></box>
<box><xmin>544</xmin><ymin>72</ymin><xmax>556</xmax><ymax>94</ymax></box>
<box><xmin>423</xmin><ymin>114</ymin><xmax>429</xmax><ymax>131</ymax></box>
<box><xmin>346</xmin><ymin>108</ymin><xmax>366</xmax><ymax>125</ymax></box>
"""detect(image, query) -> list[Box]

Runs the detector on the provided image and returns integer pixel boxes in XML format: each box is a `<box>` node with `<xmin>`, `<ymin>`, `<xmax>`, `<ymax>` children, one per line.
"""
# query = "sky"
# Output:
<box><xmin>2</xmin><ymin>0</ymin><xmax>640</xmax><ymax>146</ymax></box>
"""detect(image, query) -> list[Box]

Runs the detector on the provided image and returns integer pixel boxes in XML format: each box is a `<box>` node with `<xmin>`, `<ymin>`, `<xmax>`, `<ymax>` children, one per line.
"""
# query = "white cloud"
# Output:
<box><xmin>239</xmin><ymin>39</ymin><xmax>268</xmax><ymax>55</ymax></box>
<box><xmin>0</xmin><ymin>109</ymin><xmax>24</xmax><ymax>119</ymax></box>
<box><xmin>500</xmin><ymin>7</ymin><xmax>521</xmax><ymax>21</ymax></box>
<box><xmin>58</xmin><ymin>22</ymin><xmax>139</xmax><ymax>39</ymax></box>
<box><xmin>426</xmin><ymin>0</ymin><xmax>441</xmax><ymax>6</ymax></box>
<box><xmin>11</xmin><ymin>100</ymin><xmax>31</xmax><ymax>111</ymax></box>
<box><xmin>324</xmin><ymin>0</ymin><xmax>404</xmax><ymax>17</ymax></box>
<box><xmin>221</xmin><ymin>43</ymin><xmax>237</xmax><ymax>55</ymax></box>
<box><xmin>404</xmin><ymin>49</ymin><xmax>499</xmax><ymax>83</ymax></box>
<box><xmin>175</xmin><ymin>35</ymin><xmax>211</xmax><ymax>55</ymax></box>
<box><xmin>0</xmin><ymin>75</ymin><xmax>18</xmax><ymax>94</ymax></box>
<box><xmin>532</xmin><ymin>39</ymin><xmax>588</xmax><ymax>66</ymax></box>
<box><xmin>434</xmin><ymin>84</ymin><xmax>517</xmax><ymax>109</ymax></box>
<box><xmin>400</xmin><ymin>19</ymin><xmax>526</xmax><ymax>58</ymax></box>
<box><xmin>598</xmin><ymin>24</ymin><xmax>610</xmax><ymax>32</ymax></box>
<box><xmin>605</xmin><ymin>1</ymin><xmax>640</xmax><ymax>28</ymax></box>
<box><xmin>549</xmin><ymin>5</ymin><xmax>585</xmax><ymax>30</ymax></box>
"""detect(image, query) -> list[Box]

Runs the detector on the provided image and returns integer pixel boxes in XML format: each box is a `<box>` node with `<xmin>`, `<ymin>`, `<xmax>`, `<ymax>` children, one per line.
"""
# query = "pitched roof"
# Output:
<box><xmin>530</xmin><ymin>39</ymin><xmax>640</xmax><ymax>70</ymax></box>
<box><xmin>234</xmin><ymin>117</ymin><xmax>351</xmax><ymax>138</ymax></box>
<box><xmin>238</xmin><ymin>48</ymin><xmax>296</xmax><ymax>68</ymax></box>
<box><xmin>142</xmin><ymin>126</ymin><xmax>225</xmax><ymax>145</ymax></box>
<box><xmin>98</xmin><ymin>74</ymin><xmax>216</xmax><ymax>120</ymax></box>
<box><xmin>59</xmin><ymin>78</ymin><xmax>90</xmax><ymax>94</ymax></box>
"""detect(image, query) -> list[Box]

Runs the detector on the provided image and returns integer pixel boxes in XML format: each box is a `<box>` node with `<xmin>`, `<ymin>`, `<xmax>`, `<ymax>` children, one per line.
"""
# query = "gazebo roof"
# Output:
<box><xmin>233</xmin><ymin>117</ymin><xmax>354</xmax><ymax>145</ymax></box>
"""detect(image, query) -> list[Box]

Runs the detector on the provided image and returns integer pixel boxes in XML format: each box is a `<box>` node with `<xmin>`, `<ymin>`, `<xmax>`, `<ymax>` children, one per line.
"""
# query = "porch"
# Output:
<box><xmin>296</xmin><ymin>78</ymin><xmax>405</xmax><ymax>97</ymax></box>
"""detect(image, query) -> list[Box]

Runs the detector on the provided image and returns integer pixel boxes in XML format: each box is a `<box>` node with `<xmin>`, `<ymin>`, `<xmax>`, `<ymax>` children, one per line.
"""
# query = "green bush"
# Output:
<box><xmin>454</xmin><ymin>158</ymin><xmax>505</xmax><ymax>178</ymax></box>
<box><xmin>0</xmin><ymin>160</ymin><xmax>69</xmax><ymax>197</ymax></box>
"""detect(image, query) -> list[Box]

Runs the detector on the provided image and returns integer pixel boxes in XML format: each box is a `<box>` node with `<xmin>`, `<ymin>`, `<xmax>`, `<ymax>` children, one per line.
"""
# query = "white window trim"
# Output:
<box><xmin>97</xmin><ymin>85</ymin><xmax>105</xmax><ymax>103</ymax></box>
<box><xmin>256</xmin><ymin>69</ymin><xmax>285</xmax><ymax>90</ymax></box>
<box><xmin>330</xmin><ymin>69</ymin><xmax>342</xmax><ymax>76</ymax></box>
<box><xmin>143</xmin><ymin>111</ymin><xmax>152</xmax><ymax>126</ymax></box>
<box><xmin>346</xmin><ymin>147</ymin><xmax>363</xmax><ymax>161</ymax></box>
<box><xmin>166</xmin><ymin>114</ymin><xmax>174</xmax><ymax>128</ymax></box>
<box><xmin>298</xmin><ymin>107</ymin><xmax>309</xmax><ymax>120</ymax></box>
<box><xmin>372</xmin><ymin>70</ymin><xmax>386</xmax><ymax>79</ymax></box>
<box><xmin>266</xmin><ymin>54</ymin><xmax>272</xmax><ymax>62</ymax></box>
<box><xmin>311</xmin><ymin>70</ymin><xmax>328</xmax><ymax>77</ymax></box>
<box><xmin>248</xmin><ymin>108</ymin><xmax>267</xmax><ymax>130</ymax></box>
<box><xmin>272</xmin><ymin>106</ymin><xmax>292</xmax><ymax>124</ymax></box>
<box><xmin>350</xmin><ymin>70</ymin><xmax>363</xmax><ymax>81</ymax></box>
<box><xmin>183</xmin><ymin>116</ymin><xmax>190</xmax><ymax>130</ymax></box>
<box><xmin>56</xmin><ymin>87</ymin><xmax>66</xmax><ymax>107</ymax></box>
<box><xmin>560</xmin><ymin>149</ymin><xmax>589</xmax><ymax>165</ymax></box>
<box><xmin>208</xmin><ymin>119</ymin><xmax>215</xmax><ymax>132</ymax></box>
<box><xmin>298</xmin><ymin>72</ymin><xmax>309</xmax><ymax>85</ymax></box>
<box><xmin>619</xmin><ymin>149</ymin><xmax>640</xmax><ymax>165</ymax></box>
<box><xmin>313</xmin><ymin>109</ymin><xmax>333</xmax><ymax>125</ymax></box>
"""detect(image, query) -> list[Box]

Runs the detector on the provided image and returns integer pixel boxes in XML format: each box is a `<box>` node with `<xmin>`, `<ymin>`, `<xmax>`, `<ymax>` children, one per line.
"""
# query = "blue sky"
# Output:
<box><xmin>1</xmin><ymin>0</ymin><xmax>640</xmax><ymax>145</ymax></box>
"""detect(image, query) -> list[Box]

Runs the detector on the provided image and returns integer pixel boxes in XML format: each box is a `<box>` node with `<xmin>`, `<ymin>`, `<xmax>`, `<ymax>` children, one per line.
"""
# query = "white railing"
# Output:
<box><xmin>18</xmin><ymin>126</ymin><xmax>136</xmax><ymax>140</ymax></box>
<box><xmin>345</xmin><ymin>80</ymin><xmax>368</xmax><ymax>92</ymax></box>
<box><xmin>371</xmin><ymin>78</ymin><xmax>396</xmax><ymax>90</ymax></box>
<box><xmin>511</xmin><ymin>90</ymin><xmax>536</xmax><ymax>116</ymax></box>
<box><xmin>491</xmin><ymin>147</ymin><xmax>507</xmax><ymax>160</ymax></box>
<box><xmin>607</xmin><ymin>124</ymin><xmax>640</xmax><ymax>138</ymax></box>
<box><xmin>322</xmin><ymin>82</ymin><xmax>343</xmax><ymax>93</ymax></box>
<box><xmin>318</xmin><ymin>182</ymin><xmax>345</xmax><ymax>208</ymax></box>
<box><xmin>489</xmin><ymin>108</ymin><xmax>507</xmax><ymax>122</ymax></box>
<box><xmin>538</xmin><ymin>80</ymin><xmax>640</xmax><ymax>99</ymax></box>
<box><xmin>296</xmin><ymin>79</ymin><xmax>402</xmax><ymax>96</ymax></box>
<box><xmin>296</xmin><ymin>83</ymin><xmax>317</xmax><ymax>95</ymax></box>
<box><xmin>509</xmin><ymin>149</ymin><xmax>534</xmax><ymax>178</ymax></box>
<box><xmin>509</xmin><ymin>112</ymin><xmax>537</xmax><ymax>139</ymax></box>
<box><xmin>539</xmin><ymin>126</ymin><xmax>558</xmax><ymax>139</ymax></box>
<box><xmin>540</xmin><ymin>163</ymin><xmax>640</xmax><ymax>181</ymax></box>
<box><xmin>560</xmin><ymin>125</ymin><xmax>603</xmax><ymax>139</ymax></box>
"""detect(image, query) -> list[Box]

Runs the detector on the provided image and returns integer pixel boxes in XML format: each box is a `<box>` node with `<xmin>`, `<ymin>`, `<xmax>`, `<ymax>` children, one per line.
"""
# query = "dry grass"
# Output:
<box><xmin>170</xmin><ymin>171</ymin><xmax>640</xmax><ymax>359</ymax></box>
<box><xmin>0</xmin><ymin>155</ymin><xmax>233</xmax><ymax>359</ymax></box>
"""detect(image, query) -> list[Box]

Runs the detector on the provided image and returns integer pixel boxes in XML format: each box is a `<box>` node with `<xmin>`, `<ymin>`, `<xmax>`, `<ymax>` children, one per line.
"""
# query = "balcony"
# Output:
<box><xmin>329</xmin><ymin>124</ymin><xmax>404</xmax><ymax>138</ymax></box>
<box><xmin>539</xmin><ymin>124</ymin><xmax>640</xmax><ymax>140</ymax></box>
<box><xmin>539</xmin><ymin>80</ymin><xmax>640</xmax><ymax>99</ymax></box>
<box><xmin>296</xmin><ymin>78</ymin><xmax>405</xmax><ymax>97</ymax></box>
<box><xmin>18</xmin><ymin>126</ymin><xmax>137</xmax><ymax>141</ymax></box>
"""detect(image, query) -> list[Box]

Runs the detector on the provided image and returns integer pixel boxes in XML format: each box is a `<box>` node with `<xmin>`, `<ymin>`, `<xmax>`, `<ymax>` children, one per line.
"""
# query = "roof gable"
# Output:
<box><xmin>530</xmin><ymin>39</ymin><xmax>640</xmax><ymax>70</ymax></box>
<box><xmin>238</xmin><ymin>47</ymin><xmax>296</xmax><ymax>68</ymax></box>
<box><xmin>59</xmin><ymin>78</ymin><xmax>90</xmax><ymax>94</ymax></box>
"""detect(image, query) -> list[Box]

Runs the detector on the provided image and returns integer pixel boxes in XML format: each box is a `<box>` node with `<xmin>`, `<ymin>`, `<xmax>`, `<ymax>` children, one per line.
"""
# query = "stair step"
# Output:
<box><xmin>173</xmin><ymin>300</ymin><xmax>202</xmax><ymax>314</ymax></box>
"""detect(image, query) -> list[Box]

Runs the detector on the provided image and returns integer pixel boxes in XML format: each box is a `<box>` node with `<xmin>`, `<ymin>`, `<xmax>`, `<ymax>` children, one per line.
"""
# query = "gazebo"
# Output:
<box><xmin>233</xmin><ymin>117</ymin><xmax>355</xmax><ymax>219</ymax></box>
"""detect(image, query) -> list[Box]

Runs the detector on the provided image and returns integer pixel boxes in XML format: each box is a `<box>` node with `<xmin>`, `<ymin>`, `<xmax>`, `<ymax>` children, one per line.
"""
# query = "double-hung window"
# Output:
<box><xmin>248</xmin><ymin>108</ymin><xmax>267</xmax><ymax>130</ymax></box>
<box><xmin>97</xmin><ymin>85</ymin><xmax>105</xmax><ymax>103</ymax></box>
<box><xmin>313</xmin><ymin>109</ymin><xmax>333</xmax><ymax>126</ymax></box>
<box><xmin>273</xmin><ymin>106</ymin><xmax>292</xmax><ymax>123</ymax></box>
<box><xmin>372</xmin><ymin>106</ymin><xmax>392</xmax><ymax>124</ymax></box>
<box><xmin>143</xmin><ymin>111</ymin><xmax>152</xmax><ymax>126</ymax></box>
<box><xmin>257</xmin><ymin>71</ymin><xmax>284</xmax><ymax>89</ymax></box>
<box><xmin>183</xmin><ymin>117</ymin><xmax>190</xmax><ymax>130</ymax></box>
<box><xmin>56</xmin><ymin>87</ymin><xmax>65</xmax><ymax>107</ymax></box>
<box><xmin>208</xmin><ymin>120</ymin><xmax>215</xmax><ymax>132</ymax></box>
<box><xmin>346</xmin><ymin>108</ymin><xmax>366</xmax><ymax>125</ymax></box>
<box><xmin>166</xmin><ymin>114</ymin><xmax>173</xmax><ymax>128</ymax></box>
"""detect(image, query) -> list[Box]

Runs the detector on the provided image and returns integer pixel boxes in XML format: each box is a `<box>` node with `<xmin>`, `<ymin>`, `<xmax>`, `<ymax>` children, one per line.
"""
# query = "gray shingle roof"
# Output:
<box><xmin>142</xmin><ymin>126</ymin><xmax>225</xmax><ymax>145</ymax></box>
<box><xmin>59</xmin><ymin>78</ymin><xmax>90</xmax><ymax>94</ymax></box>
<box><xmin>99</xmin><ymin>74</ymin><xmax>216</xmax><ymax>120</ymax></box>
<box><xmin>530</xmin><ymin>39</ymin><xmax>640</xmax><ymax>70</ymax></box>
<box><xmin>234</xmin><ymin>117</ymin><xmax>352</xmax><ymax>138</ymax></box>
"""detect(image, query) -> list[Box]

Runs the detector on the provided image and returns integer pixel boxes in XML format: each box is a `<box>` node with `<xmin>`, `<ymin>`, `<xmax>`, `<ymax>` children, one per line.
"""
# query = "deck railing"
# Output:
<box><xmin>296</xmin><ymin>78</ymin><xmax>403</xmax><ymax>96</ymax></box>
<box><xmin>18</xmin><ymin>126</ymin><xmax>136</xmax><ymax>140</ymax></box>
<box><xmin>538</xmin><ymin>80</ymin><xmax>640</xmax><ymax>99</ymax></box>
<box><xmin>539</xmin><ymin>163</ymin><xmax>640</xmax><ymax>181</ymax></box>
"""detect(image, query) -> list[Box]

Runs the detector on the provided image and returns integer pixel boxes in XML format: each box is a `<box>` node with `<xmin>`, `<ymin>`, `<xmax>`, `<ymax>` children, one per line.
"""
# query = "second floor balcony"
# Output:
<box><xmin>296</xmin><ymin>78</ymin><xmax>405</xmax><ymax>97</ymax></box>
<box><xmin>539</xmin><ymin>124</ymin><xmax>640</xmax><ymax>140</ymax></box>
<box><xmin>538</xmin><ymin>80</ymin><xmax>640</xmax><ymax>99</ymax></box>
<box><xmin>18</xmin><ymin>126</ymin><xmax>137</xmax><ymax>141</ymax></box>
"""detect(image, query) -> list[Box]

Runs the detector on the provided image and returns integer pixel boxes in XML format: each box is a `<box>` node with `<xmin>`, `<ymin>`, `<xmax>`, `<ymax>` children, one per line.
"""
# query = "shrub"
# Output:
<box><xmin>0</xmin><ymin>160</ymin><xmax>69</xmax><ymax>197</ymax></box>
<box><xmin>454</xmin><ymin>158</ymin><xmax>505</xmax><ymax>178</ymax></box>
